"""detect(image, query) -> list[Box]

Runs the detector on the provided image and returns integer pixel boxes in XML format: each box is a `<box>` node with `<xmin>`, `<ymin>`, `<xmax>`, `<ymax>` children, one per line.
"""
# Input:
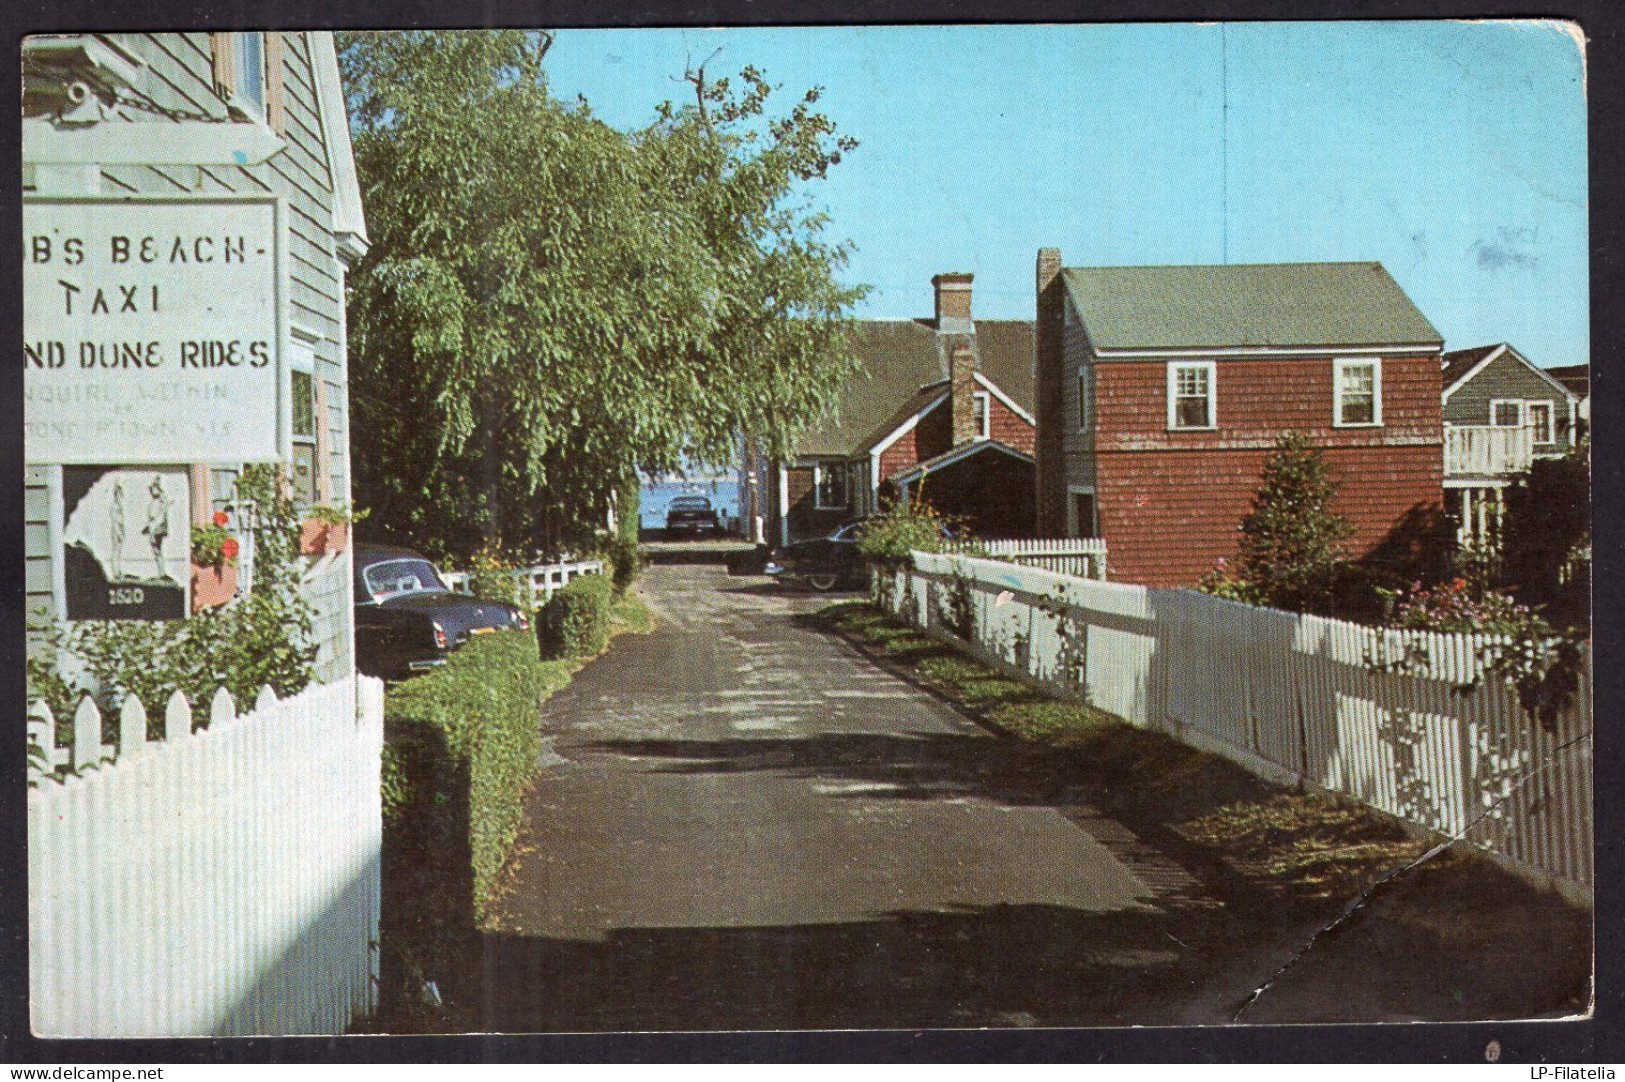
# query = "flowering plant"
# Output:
<box><xmin>1390</xmin><ymin>577</ymin><xmax>1545</xmax><ymax>638</ymax></box>
<box><xmin>1196</xmin><ymin>557</ymin><xmax>1267</xmax><ymax>605</ymax></box>
<box><xmin>190</xmin><ymin>522</ymin><xmax>239</xmax><ymax>568</ymax></box>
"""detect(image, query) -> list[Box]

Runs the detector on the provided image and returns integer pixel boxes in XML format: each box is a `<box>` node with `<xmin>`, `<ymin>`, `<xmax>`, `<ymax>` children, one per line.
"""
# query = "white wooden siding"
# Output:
<box><xmin>27</xmin><ymin>33</ymin><xmax>356</xmax><ymax>683</ymax></box>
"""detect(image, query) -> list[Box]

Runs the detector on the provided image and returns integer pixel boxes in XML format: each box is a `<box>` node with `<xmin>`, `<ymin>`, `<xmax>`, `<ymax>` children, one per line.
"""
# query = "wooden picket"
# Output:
<box><xmin>440</xmin><ymin>557</ymin><xmax>605</xmax><ymax>609</ymax></box>
<box><xmin>894</xmin><ymin>551</ymin><xmax>1593</xmax><ymax>895</ymax></box>
<box><xmin>948</xmin><ymin>537</ymin><xmax>1109</xmax><ymax>580</ymax></box>
<box><xmin>27</xmin><ymin>675</ymin><xmax>385</xmax><ymax>1036</ymax></box>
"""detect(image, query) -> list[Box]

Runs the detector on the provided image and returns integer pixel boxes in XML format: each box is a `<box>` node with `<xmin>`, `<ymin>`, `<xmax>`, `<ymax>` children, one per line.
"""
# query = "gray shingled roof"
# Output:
<box><xmin>794</xmin><ymin>318</ymin><xmax>1035</xmax><ymax>458</ymax></box>
<box><xmin>1440</xmin><ymin>344</ymin><xmax>1504</xmax><ymax>393</ymax></box>
<box><xmin>1061</xmin><ymin>262</ymin><xmax>1443</xmax><ymax>351</ymax></box>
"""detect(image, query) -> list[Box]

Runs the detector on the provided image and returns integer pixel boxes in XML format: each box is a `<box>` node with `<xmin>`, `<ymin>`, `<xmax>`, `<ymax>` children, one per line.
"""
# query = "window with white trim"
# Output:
<box><xmin>1077</xmin><ymin>366</ymin><xmax>1093</xmax><ymax>432</ymax></box>
<box><xmin>1333</xmin><ymin>359</ymin><xmax>1382</xmax><ymax>427</ymax></box>
<box><xmin>972</xmin><ymin>390</ymin><xmax>991</xmax><ymax>440</ymax></box>
<box><xmin>814</xmin><ymin>460</ymin><xmax>848</xmax><ymax>510</ymax></box>
<box><xmin>289</xmin><ymin>339</ymin><xmax>319</xmax><ymax>505</ymax></box>
<box><xmin>1167</xmin><ymin>361</ymin><xmax>1215</xmax><ymax>430</ymax></box>
<box><xmin>1491</xmin><ymin>399</ymin><xmax>1524</xmax><ymax>428</ymax></box>
<box><xmin>212</xmin><ymin>32</ymin><xmax>266</xmax><ymax>115</ymax></box>
<box><xmin>1526</xmin><ymin>401</ymin><xmax>1555</xmax><ymax>445</ymax></box>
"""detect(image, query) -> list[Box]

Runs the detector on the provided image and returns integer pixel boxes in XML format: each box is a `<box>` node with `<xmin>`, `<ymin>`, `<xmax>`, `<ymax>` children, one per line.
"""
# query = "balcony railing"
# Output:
<box><xmin>1444</xmin><ymin>424</ymin><xmax>1537</xmax><ymax>478</ymax></box>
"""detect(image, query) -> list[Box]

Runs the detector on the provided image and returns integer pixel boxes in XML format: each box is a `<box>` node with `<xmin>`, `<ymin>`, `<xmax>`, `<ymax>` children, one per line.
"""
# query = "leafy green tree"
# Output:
<box><xmin>339</xmin><ymin>32</ymin><xmax>863</xmax><ymax>559</ymax></box>
<box><xmin>1502</xmin><ymin>437</ymin><xmax>1590</xmax><ymax>630</ymax></box>
<box><xmin>1235</xmin><ymin>432</ymin><xmax>1355</xmax><ymax>611</ymax></box>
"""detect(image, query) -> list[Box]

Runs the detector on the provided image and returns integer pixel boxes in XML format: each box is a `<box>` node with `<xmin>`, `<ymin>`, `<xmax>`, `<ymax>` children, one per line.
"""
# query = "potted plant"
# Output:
<box><xmin>190</xmin><ymin>511</ymin><xmax>240</xmax><ymax>611</ymax></box>
<box><xmin>300</xmin><ymin>504</ymin><xmax>354</xmax><ymax>557</ymax></box>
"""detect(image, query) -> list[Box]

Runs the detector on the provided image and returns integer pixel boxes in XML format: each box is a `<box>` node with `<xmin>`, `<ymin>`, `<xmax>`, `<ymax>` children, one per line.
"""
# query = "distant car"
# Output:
<box><xmin>665</xmin><ymin>494</ymin><xmax>722</xmax><ymax>538</ymax></box>
<box><xmin>353</xmin><ymin>542</ymin><xmax>527</xmax><ymax>680</ymax></box>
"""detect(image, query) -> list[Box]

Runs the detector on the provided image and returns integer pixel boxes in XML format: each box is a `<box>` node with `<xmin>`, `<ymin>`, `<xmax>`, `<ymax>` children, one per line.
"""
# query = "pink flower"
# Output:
<box><xmin>221</xmin><ymin>538</ymin><xmax>239</xmax><ymax>561</ymax></box>
<box><xmin>213</xmin><ymin>510</ymin><xmax>229</xmax><ymax>527</ymax></box>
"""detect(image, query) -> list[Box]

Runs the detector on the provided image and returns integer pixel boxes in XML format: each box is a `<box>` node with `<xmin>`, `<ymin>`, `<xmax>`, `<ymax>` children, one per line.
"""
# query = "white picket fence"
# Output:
<box><xmin>27</xmin><ymin>675</ymin><xmax>386</xmax><ymax>1037</ymax></box>
<box><xmin>886</xmin><ymin>552</ymin><xmax>1593</xmax><ymax>896</ymax></box>
<box><xmin>948</xmin><ymin>537</ymin><xmax>1109</xmax><ymax>580</ymax></box>
<box><xmin>440</xmin><ymin>557</ymin><xmax>604</xmax><ymax>610</ymax></box>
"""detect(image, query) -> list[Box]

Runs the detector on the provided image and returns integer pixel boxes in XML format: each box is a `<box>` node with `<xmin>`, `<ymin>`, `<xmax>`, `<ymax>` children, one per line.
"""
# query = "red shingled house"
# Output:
<box><xmin>744</xmin><ymin>273</ymin><xmax>1036</xmax><ymax>545</ymax></box>
<box><xmin>1033</xmin><ymin>251</ymin><xmax>1446</xmax><ymax>587</ymax></box>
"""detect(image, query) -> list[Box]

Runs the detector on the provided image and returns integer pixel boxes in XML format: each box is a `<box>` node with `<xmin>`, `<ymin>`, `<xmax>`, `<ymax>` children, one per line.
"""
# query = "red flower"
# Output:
<box><xmin>213</xmin><ymin>510</ymin><xmax>229</xmax><ymax>527</ymax></box>
<box><xmin>221</xmin><ymin>537</ymin><xmax>240</xmax><ymax>560</ymax></box>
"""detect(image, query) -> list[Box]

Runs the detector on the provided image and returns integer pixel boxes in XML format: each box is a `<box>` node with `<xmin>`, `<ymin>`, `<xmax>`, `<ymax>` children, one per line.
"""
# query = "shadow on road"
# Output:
<box><xmin>481</xmin><ymin>900</ymin><xmax>1229</xmax><ymax>1031</ymax></box>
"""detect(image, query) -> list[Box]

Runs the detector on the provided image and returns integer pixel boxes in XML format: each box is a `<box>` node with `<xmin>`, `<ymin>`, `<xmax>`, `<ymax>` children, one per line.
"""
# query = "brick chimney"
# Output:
<box><xmin>932</xmin><ymin>272</ymin><xmax>974</xmax><ymax>334</ymax></box>
<box><xmin>1034</xmin><ymin>248</ymin><xmax>1064</xmax><ymax>534</ymax></box>
<box><xmin>950</xmin><ymin>342</ymin><xmax>978</xmax><ymax>446</ymax></box>
<box><xmin>1036</xmin><ymin>248</ymin><xmax>1061</xmax><ymax>298</ymax></box>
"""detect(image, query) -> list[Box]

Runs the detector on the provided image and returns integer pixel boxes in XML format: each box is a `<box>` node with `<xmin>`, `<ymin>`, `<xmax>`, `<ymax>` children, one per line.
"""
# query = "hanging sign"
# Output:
<box><xmin>23</xmin><ymin>195</ymin><xmax>285</xmax><ymax>464</ymax></box>
<box><xmin>62</xmin><ymin>465</ymin><xmax>191</xmax><ymax>620</ymax></box>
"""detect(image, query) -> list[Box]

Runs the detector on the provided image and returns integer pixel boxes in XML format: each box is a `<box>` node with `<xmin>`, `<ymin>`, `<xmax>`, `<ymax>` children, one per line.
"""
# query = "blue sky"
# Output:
<box><xmin>543</xmin><ymin>22</ymin><xmax>1588</xmax><ymax>367</ymax></box>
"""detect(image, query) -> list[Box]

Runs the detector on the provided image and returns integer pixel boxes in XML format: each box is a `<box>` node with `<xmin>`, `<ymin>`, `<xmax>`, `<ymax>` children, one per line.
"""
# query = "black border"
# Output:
<box><xmin>2</xmin><ymin>0</ymin><xmax>1618</xmax><ymax>1065</ymax></box>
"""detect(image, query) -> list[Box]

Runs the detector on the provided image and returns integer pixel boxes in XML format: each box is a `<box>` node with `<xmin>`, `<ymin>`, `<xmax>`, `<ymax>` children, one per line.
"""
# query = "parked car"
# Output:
<box><xmin>665</xmin><ymin>494</ymin><xmax>722</xmax><ymax>538</ymax></box>
<box><xmin>353</xmin><ymin>542</ymin><xmax>528</xmax><ymax>680</ymax></box>
<box><xmin>764</xmin><ymin>518</ymin><xmax>907</xmax><ymax>591</ymax></box>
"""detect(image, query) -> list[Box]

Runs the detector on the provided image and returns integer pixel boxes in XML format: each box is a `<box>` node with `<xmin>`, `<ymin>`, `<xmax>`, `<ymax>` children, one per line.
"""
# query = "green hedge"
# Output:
<box><xmin>536</xmin><ymin>572</ymin><xmax>614</xmax><ymax>660</ymax></box>
<box><xmin>382</xmin><ymin>630</ymin><xmax>568</xmax><ymax>916</ymax></box>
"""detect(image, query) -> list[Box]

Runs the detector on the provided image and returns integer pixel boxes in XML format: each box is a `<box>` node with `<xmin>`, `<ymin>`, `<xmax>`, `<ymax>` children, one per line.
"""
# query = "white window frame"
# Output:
<box><xmin>1490</xmin><ymin>399</ymin><xmax>1525</xmax><ymax>428</ymax></box>
<box><xmin>972</xmin><ymin>389</ymin><xmax>991</xmax><ymax>441</ymax></box>
<box><xmin>813</xmin><ymin>459</ymin><xmax>849</xmax><ymax>511</ymax></box>
<box><xmin>1166</xmin><ymin>360</ymin><xmax>1216</xmax><ymax>431</ymax></box>
<box><xmin>1526</xmin><ymin>400</ymin><xmax>1556</xmax><ymax>446</ymax></box>
<box><xmin>288</xmin><ymin>337</ymin><xmax>319</xmax><ymax>506</ymax></box>
<box><xmin>1077</xmin><ymin>366</ymin><xmax>1093</xmax><ymax>432</ymax></box>
<box><xmin>1332</xmin><ymin>357</ymin><xmax>1383</xmax><ymax>428</ymax></box>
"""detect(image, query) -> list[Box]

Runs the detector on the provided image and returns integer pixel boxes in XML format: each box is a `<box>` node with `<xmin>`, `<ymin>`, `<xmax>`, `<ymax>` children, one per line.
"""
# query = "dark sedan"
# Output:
<box><xmin>353</xmin><ymin>542</ymin><xmax>528</xmax><ymax>680</ymax></box>
<box><xmin>665</xmin><ymin>494</ymin><xmax>722</xmax><ymax>538</ymax></box>
<box><xmin>763</xmin><ymin>519</ymin><xmax>874</xmax><ymax>591</ymax></box>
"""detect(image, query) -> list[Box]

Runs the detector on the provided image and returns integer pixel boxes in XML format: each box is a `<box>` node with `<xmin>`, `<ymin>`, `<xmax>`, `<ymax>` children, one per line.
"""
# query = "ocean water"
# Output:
<box><xmin>639</xmin><ymin>479</ymin><xmax>741</xmax><ymax>529</ymax></box>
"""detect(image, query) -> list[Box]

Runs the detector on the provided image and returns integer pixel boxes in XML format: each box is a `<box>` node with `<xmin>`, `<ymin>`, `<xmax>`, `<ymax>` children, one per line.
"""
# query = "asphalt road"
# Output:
<box><xmin>478</xmin><ymin>553</ymin><xmax>1329</xmax><ymax>1031</ymax></box>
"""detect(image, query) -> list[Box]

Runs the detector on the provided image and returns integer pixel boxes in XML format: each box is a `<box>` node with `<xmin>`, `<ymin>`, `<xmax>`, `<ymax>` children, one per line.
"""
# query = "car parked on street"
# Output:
<box><xmin>665</xmin><ymin>494</ymin><xmax>723</xmax><ymax>538</ymax></box>
<box><xmin>353</xmin><ymin>542</ymin><xmax>528</xmax><ymax>680</ymax></box>
<box><xmin>767</xmin><ymin>516</ymin><xmax>961</xmax><ymax>591</ymax></box>
<box><xmin>763</xmin><ymin>518</ymin><xmax>900</xmax><ymax>591</ymax></box>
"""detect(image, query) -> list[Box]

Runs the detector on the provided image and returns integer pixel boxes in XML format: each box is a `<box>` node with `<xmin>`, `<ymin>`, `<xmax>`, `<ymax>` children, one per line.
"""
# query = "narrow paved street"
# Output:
<box><xmin>479</xmin><ymin>553</ymin><xmax>1311</xmax><ymax>1030</ymax></box>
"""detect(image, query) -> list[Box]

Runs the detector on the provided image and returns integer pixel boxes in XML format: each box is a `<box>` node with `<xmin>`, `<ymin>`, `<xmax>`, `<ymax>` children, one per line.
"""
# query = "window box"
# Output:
<box><xmin>299</xmin><ymin>516</ymin><xmax>349</xmax><ymax>557</ymax></box>
<box><xmin>190</xmin><ymin>560</ymin><xmax>239</xmax><ymax>612</ymax></box>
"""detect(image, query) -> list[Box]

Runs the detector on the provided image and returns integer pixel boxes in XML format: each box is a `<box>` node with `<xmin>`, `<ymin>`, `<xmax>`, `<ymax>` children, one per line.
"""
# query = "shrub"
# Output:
<box><xmin>536</xmin><ymin>572</ymin><xmax>614</xmax><ymax>660</ymax></box>
<box><xmin>855</xmin><ymin>498</ymin><xmax>958</xmax><ymax>568</ymax></box>
<box><xmin>465</xmin><ymin>539</ymin><xmax>523</xmax><ymax>610</ymax></box>
<box><xmin>1195</xmin><ymin>557</ymin><xmax>1266</xmax><ymax>606</ymax></box>
<box><xmin>1391</xmin><ymin>577</ymin><xmax>1546</xmax><ymax>637</ymax></box>
<box><xmin>382</xmin><ymin>629</ymin><xmax>565</xmax><ymax>916</ymax></box>
<box><xmin>1235</xmin><ymin>432</ymin><xmax>1355</xmax><ymax>612</ymax></box>
<box><xmin>35</xmin><ymin>464</ymin><xmax>316</xmax><ymax>725</ymax></box>
<box><xmin>603</xmin><ymin>535</ymin><xmax>642</xmax><ymax>593</ymax></box>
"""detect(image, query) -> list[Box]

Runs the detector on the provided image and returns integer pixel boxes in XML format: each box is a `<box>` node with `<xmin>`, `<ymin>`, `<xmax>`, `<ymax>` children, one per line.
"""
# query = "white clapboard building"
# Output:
<box><xmin>23</xmin><ymin>32</ymin><xmax>384</xmax><ymax>1038</ymax></box>
<box><xmin>24</xmin><ymin>32</ymin><xmax>368</xmax><ymax>680</ymax></box>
